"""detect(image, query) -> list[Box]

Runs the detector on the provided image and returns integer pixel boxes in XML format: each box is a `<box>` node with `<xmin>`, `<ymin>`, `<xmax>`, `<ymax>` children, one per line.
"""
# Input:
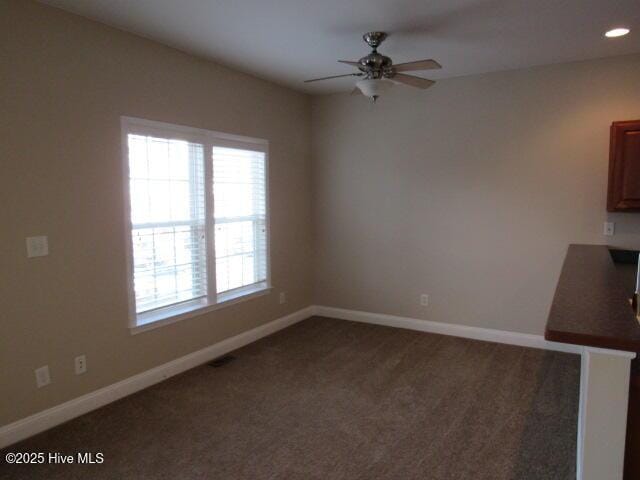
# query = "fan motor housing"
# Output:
<box><xmin>357</xmin><ymin>52</ymin><xmax>393</xmax><ymax>79</ymax></box>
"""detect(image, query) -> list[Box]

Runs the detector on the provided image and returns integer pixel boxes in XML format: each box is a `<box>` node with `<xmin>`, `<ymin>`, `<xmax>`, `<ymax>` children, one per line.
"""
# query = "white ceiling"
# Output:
<box><xmin>40</xmin><ymin>0</ymin><xmax>640</xmax><ymax>94</ymax></box>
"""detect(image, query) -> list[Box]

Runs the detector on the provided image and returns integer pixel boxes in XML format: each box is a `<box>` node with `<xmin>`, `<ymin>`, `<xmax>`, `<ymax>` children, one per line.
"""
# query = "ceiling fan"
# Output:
<box><xmin>304</xmin><ymin>31</ymin><xmax>441</xmax><ymax>102</ymax></box>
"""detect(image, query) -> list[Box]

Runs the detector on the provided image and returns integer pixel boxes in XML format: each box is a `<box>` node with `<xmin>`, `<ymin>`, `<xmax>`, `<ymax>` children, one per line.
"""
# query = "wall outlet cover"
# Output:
<box><xmin>26</xmin><ymin>236</ymin><xmax>49</xmax><ymax>258</ymax></box>
<box><xmin>35</xmin><ymin>365</ymin><xmax>51</xmax><ymax>388</ymax></box>
<box><xmin>74</xmin><ymin>355</ymin><xmax>87</xmax><ymax>375</ymax></box>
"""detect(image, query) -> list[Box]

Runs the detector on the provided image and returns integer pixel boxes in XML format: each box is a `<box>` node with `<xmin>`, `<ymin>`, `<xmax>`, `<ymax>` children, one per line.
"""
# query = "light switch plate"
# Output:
<box><xmin>26</xmin><ymin>236</ymin><xmax>49</xmax><ymax>257</ymax></box>
<box><xmin>604</xmin><ymin>222</ymin><xmax>615</xmax><ymax>236</ymax></box>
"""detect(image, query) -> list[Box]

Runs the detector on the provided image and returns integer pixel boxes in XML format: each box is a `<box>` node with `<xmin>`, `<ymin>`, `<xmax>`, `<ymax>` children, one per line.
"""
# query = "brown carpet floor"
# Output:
<box><xmin>0</xmin><ymin>316</ymin><xmax>580</xmax><ymax>480</ymax></box>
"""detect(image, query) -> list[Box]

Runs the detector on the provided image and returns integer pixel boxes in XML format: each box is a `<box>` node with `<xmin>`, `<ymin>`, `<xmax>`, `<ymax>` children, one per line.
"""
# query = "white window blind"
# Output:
<box><xmin>128</xmin><ymin>134</ymin><xmax>207</xmax><ymax>314</ymax></box>
<box><xmin>123</xmin><ymin>117</ymin><xmax>270</xmax><ymax>328</ymax></box>
<box><xmin>213</xmin><ymin>147</ymin><xmax>267</xmax><ymax>294</ymax></box>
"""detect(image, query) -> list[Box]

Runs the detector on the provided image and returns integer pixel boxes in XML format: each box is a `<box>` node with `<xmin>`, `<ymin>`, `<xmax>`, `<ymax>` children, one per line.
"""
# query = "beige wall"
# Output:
<box><xmin>0</xmin><ymin>0</ymin><xmax>312</xmax><ymax>425</ymax></box>
<box><xmin>312</xmin><ymin>54</ymin><xmax>640</xmax><ymax>335</ymax></box>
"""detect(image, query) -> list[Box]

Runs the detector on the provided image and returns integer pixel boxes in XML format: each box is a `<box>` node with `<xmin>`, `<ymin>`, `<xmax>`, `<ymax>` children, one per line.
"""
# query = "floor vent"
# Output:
<box><xmin>208</xmin><ymin>354</ymin><xmax>236</xmax><ymax>368</ymax></box>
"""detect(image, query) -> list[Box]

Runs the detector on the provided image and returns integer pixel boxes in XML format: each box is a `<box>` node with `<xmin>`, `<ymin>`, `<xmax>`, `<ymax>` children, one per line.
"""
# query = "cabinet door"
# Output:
<box><xmin>608</xmin><ymin>120</ymin><xmax>640</xmax><ymax>212</ymax></box>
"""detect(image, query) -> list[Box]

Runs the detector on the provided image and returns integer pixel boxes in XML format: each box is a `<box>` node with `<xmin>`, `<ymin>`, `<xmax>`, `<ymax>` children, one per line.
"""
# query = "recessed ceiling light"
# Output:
<box><xmin>605</xmin><ymin>28</ymin><xmax>630</xmax><ymax>38</ymax></box>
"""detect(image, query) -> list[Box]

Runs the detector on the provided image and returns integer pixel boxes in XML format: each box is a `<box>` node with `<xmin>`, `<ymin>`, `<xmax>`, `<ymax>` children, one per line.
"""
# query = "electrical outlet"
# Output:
<box><xmin>604</xmin><ymin>222</ymin><xmax>615</xmax><ymax>236</ymax></box>
<box><xmin>26</xmin><ymin>236</ymin><xmax>49</xmax><ymax>258</ymax></box>
<box><xmin>74</xmin><ymin>355</ymin><xmax>87</xmax><ymax>375</ymax></box>
<box><xmin>420</xmin><ymin>294</ymin><xmax>429</xmax><ymax>307</ymax></box>
<box><xmin>279</xmin><ymin>292</ymin><xmax>286</xmax><ymax>304</ymax></box>
<box><xmin>35</xmin><ymin>365</ymin><xmax>51</xmax><ymax>388</ymax></box>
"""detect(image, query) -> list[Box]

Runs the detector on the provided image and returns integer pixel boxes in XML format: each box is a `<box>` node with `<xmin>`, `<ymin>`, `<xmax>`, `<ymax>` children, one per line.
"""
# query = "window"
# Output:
<box><xmin>122</xmin><ymin>117</ymin><xmax>269</xmax><ymax>330</ymax></box>
<box><xmin>213</xmin><ymin>147</ymin><xmax>268</xmax><ymax>295</ymax></box>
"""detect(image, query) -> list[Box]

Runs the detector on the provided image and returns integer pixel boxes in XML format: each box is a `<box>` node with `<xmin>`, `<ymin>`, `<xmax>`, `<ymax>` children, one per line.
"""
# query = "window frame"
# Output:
<box><xmin>121</xmin><ymin>116</ymin><xmax>271</xmax><ymax>334</ymax></box>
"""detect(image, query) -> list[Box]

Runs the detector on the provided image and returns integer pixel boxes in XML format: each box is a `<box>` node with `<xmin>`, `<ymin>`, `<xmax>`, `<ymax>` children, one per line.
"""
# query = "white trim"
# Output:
<box><xmin>120</xmin><ymin>116</ymin><xmax>271</xmax><ymax>332</ymax></box>
<box><xmin>121</xmin><ymin>116</ymin><xmax>268</xmax><ymax>147</ymax></box>
<box><xmin>216</xmin><ymin>282</ymin><xmax>270</xmax><ymax>305</ymax></box>
<box><xmin>121</xmin><ymin>119</ymin><xmax>137</xmax><ymax>325</ymax></box>
<box><xmin>313</xmin><ymin>305</ymin><xmax>583</xmax><ymax>354</ymax></box>
<box><xmin>204</xmin><ymin>138</ymin><xmax>217</xmax><ymax>302</ymax></box>
<box><xmin>131</xmin><ymin>285</ymin><xmax>272</xmax><ymax>335</ymax></box>
<box><xmin>576</xmin><ymin>348</ymin><xmax>589</xmax><ymax>480</ymax></box>
<box><xmin>0</xmin><ymin>306</ymin><xmax>314</xmax><ymax>449</ymax></box>
<box><xmin>263</xmin><ymin>145</ymin><xmax>272</xmax><ymax>293</ymax></box>
<box><xmin>575</xmin><ymin>346</ymin><xmax>635</xmax><ymax>480</ymax></box>
<box><xmin>580</xmin><ymin>345</ymin><xmax>636</xmax><ymax>359</ymax></box>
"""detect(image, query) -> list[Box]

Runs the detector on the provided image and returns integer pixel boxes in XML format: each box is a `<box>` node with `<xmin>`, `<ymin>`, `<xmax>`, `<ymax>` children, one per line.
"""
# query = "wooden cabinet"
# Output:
<box><xmin>608</xmin><ymin>120</ymin><xmax>640</xmax><ymax>212</ymax></box>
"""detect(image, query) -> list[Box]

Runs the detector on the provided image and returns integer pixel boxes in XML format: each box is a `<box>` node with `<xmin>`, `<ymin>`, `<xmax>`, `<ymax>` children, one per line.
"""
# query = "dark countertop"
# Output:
<box><xmin>545</xmin><ymin>244</ymin><xmax>640</xmax><ymax>352</ymax></box>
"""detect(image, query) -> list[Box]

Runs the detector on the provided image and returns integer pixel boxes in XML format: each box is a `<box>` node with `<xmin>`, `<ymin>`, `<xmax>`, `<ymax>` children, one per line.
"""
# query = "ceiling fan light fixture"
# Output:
<box><xmin>356</xmin><ymin>78</ymin><xmax>391</xmax><ymax>101</ymax></box>
<box><xmin>304</xmin><ymin>31</ymin><xmax>440</xmax><ymax>99</ymax></box>
<box><xmin>605</xmin><ymin>27</ymin><xmax>630</xmax><ymax>38</ymax></box>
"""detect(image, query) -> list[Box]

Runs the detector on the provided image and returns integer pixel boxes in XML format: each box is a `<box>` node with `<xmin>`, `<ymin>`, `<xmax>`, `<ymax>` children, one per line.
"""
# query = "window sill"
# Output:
<box><xmin>130</xmin><ymin>283</ymin><xmax>272</xmax><ymax>335</ymax></box>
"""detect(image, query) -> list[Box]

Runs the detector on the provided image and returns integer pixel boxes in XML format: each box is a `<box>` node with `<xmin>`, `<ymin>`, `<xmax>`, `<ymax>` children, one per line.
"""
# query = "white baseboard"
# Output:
<box><xmin>313</xmin><ymin>305</ymin><xmax>582</xmax><ymax>354</ymax></box>
<box><xmin>0</xmin><ymin>306</ymin><xmax>315</xmax><ymax>449</ymax></box>
<box><xmin>1</xmin><ymin>304</ymin><xmax>579</xmax><ymax>449</ymax></box>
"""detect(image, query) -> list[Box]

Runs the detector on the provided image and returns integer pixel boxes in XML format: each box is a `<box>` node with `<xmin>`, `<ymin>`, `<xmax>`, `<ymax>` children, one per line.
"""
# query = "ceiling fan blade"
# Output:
<box><xmin>393</xmin><ymin>59</ymin><xmax>442</xmax><ymax>72</ymax></box>
<box><xmin>304</xmin><ymin>73</ymin><xmax>362</xmax><ymax>83</ymax></box>
<box><xmin>338</xmin><ymin>60</ymin><xmax>361</xmax><ymax>67</ymax></box>
<box><xmin>391</xmin><ymin>73</ymin><xmax>435</xmax><ymax>89</ymax></box>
